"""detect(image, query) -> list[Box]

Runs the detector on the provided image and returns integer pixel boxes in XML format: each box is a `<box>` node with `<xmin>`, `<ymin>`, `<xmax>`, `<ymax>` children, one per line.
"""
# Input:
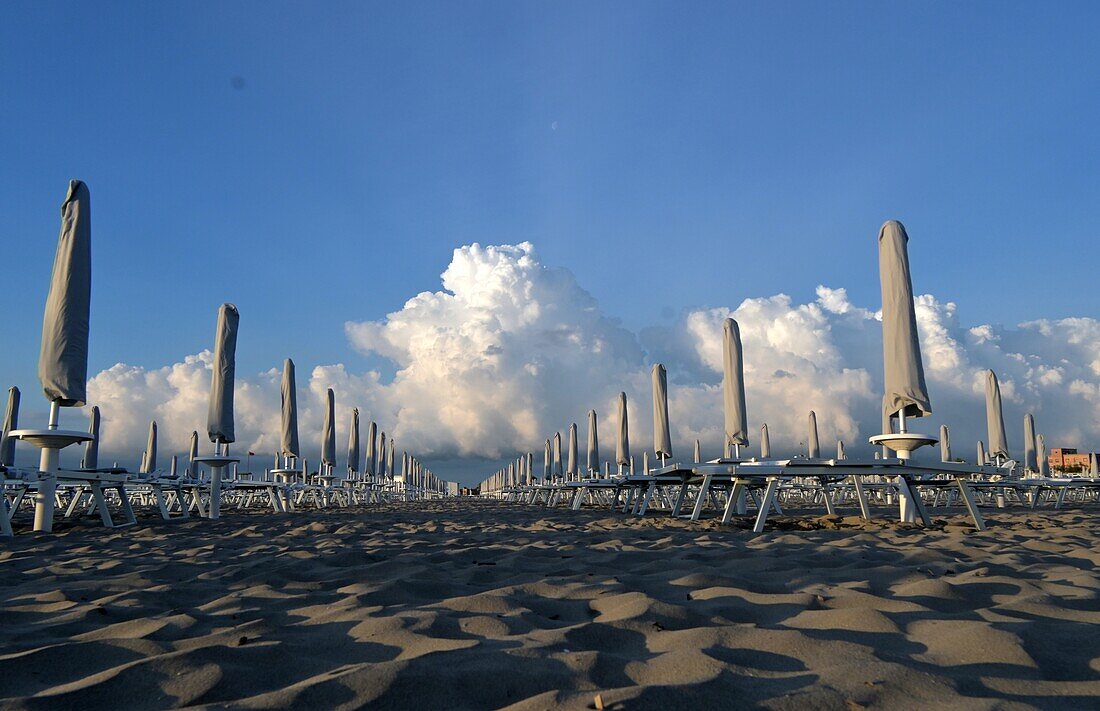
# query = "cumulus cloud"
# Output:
<box><xmin>57</xmin><ymin>241</ymin><xmax>1100</xmax><ymax>479</ymax></box>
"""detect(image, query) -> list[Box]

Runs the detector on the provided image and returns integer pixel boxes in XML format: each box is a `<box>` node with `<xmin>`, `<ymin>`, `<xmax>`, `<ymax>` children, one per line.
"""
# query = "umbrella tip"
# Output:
<box><xmin>878</xmin><ymin>219</ymin><xmax>907</xmax><ymax>240</ymax></box>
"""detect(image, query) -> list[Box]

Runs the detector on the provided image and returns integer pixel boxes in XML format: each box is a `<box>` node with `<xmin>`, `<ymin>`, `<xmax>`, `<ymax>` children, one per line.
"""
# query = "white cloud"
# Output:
<box><xmin>59</xmin><ymin>241</ymin><xmax>1100</xmax><ymax>479</ymax></box>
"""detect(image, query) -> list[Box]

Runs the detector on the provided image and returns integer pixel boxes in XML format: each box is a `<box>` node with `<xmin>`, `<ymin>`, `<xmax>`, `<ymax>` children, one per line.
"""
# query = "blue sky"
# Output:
<box><xmin>2</xmin><ymin>2</ymin><xmax>1099</xmax><ymax>463</ymax></box>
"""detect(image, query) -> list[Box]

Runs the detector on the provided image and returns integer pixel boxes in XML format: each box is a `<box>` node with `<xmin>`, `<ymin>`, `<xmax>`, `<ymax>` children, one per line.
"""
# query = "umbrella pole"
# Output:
<box><xmin>894</xmin><ymin>409</ymin><xmax>918</xmax><ymax>523</ymax></box>
<box><xmin>31</xmin><ymin>401</ymin><xmax>63</xmax><ymax>531</ymax></box>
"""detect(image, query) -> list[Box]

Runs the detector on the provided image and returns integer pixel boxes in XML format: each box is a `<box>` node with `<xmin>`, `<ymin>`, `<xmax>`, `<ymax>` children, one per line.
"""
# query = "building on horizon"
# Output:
<box><xmin>1048</xmin><ymin>447</ymin><xmax>1098</xmax><ymax>472</ymax></box>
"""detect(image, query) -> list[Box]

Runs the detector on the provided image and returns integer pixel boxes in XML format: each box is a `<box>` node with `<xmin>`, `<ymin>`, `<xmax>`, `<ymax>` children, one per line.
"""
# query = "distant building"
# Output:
<box><xmin>1049</xmin><ymin>447</ymin><xmax>1098</xmax><ymax>472</ymax></box>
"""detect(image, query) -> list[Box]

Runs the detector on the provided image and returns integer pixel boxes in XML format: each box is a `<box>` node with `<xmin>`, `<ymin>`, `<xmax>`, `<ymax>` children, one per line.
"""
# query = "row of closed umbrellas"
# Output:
<box><xmin>478</xmin><ymin>221</ymin><xmax>1085</xmax><ymax>492</ymax></box>
<box><xmin>5</xmin><ymin>181</ymin><xmax>455</xmax><ymax>532</ymax></box>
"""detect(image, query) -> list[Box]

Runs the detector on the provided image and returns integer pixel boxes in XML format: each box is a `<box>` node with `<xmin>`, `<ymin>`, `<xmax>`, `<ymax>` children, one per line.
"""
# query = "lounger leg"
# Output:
<box><xmin>118</xmin><ymin>486</ymin><xmax>136</xmax><ymax>525</ymax></box>
<box><xmin>896</xmin><ymin>477</ymin><xmax>931</xmax><ymax>526</ymax></box>
<box><xmin>91</xmin><ymin>484</ymin><xmax>116</xmax><ymax>527</ymax></box>
<box><xmin>954</xmin><ymin>477</ymin><xmax>986</xmax><ymax>531</ymax></box>
<box><xmin>896</xmin><ymin>476</ymin><xmax>919</xmax><ymax>523</ymax></box>
<box><xmin>154</xmin><ymin>487</ymin><xmax>171</xmax><ymax>520</ymax></box>
<box><xmin>849</xmin><ymin>476</ymin><xmax>871</xmax><ymax>520</ymax></box>
<box><xmin>671</xmin><ymin>483</ymin><xmax>689</xmax><ymax>517</ymax></box>
<box><xmin>637</xmin><ymin>482</ymin><xmax>656</xmax><ymax>516</ymax></box>
<box><xmin>0</xmin><ymin>493</ymin><xmax>12</xmax><ymax>536</ymax></box>
<box><xmin>11</xmin><ymin>489</ymin><xmax>27</xmax><ymax>518</ymax></box>
<box><xmin>819</xmin><ymin>477</ymin><xmax>836</xmax><ymax>516</ymax></box>
<box><xmin>64</xmin><ymin>489</ymin><xmax>84</xmax><ymax>518</ymax></box>
<box><xmin>722</xmin><ymin>481</ymin><xmax>745</xmax><ymax>524</ymax></box>
<box><xmin>753</xmin><ymin>478</ymin><xmax>780</xmax><ymax>534</ymax></box>
<box><xmin>689</xmin><ymin>474</ymin><xmax>712</xmax><ymax>521</ymax></box>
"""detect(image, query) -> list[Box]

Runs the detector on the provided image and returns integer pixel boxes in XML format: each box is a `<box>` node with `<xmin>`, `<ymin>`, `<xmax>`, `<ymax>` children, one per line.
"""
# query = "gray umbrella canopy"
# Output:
<box><xmin>878</xmin><ymin>220</ymin><xmax>932</xmax><ymax>423</ymax></box>
<box><xmin>807</xmin><ymin>411</ymin><xmax>820</xmax><ymax>458</ymax></box>
<box><xmin>141</xmin><ymin>420</ymin><xmax>157</xmax><ymax>473</ymax></box>
<box><xmin>984</xmin><ymin>370</ymin><xmax>1009</xmax><ymax>460</ymax></box>
<box><xmin>837</xmin><ymin>440</ymin><xmax>846</xmax><ymax>460</ymax></box>
<box><xmin>977</xmin><ymin>441</ymin><xmax>987</xmax><ymax>466</ymax></box>
<box><xmin>552</xmin><ymin>432</ymin><xmax>563</xmax><ymax>478</ymax></box>
<box><xmin>940</xmin><ymin>424</ymin><xmax>951</xmax><ymax>462</ymax></box>
<box><xmin>1023</xmin><ymin>413</ymin><xmax>1038</xmax><ymax>471</ymax></box>
<box><xmin>760</xmin><ymin>423</ymin><xmax>771</xmax><ymax>459</ymax></box>
<box><xmin>652</xmin><ymin>364</ymin><xmax>673</xmax><ymax>458</ymax></box>
<box><xmin>187</xmin><ymin>430</ymin><xmax>199</xmax><ymax>476</ymax></box>
<box><xmin>1</xmin><ymin>386</ymin><xmax>20</xmax><ymax>467</ymax></box>
<box><xmin>39</xmin><ymin>180</ymin><xmax>92</xmax><ymax>408</ymax></box>
<box><xmin>378</xmin><ymin>432</ymin><xmax>387</xmax><ymax>477</ymax></box>
<box><xmin>722</xmin><ymin>318</ymin><xmax>749</xmax><ymax>451</ymax></box>
<box><xmin>280</xmin><ymin>358</ymin><xmax>300</xmax><ymax>458</ymax></box>
<box><xmin>527</xmin><ymin>452</ymin><xmax>534</xmax><ymax>485</ymax></box>
<box><xmin>693</xmin><ymin>439</ymin><xmax>701</xmax><ymax>463</ymax></box>
<box><xmin>347</xmin><ymin>407</ymin><xmax>360</xmax><ymax>473</ymax></box>
<box><xmin>82</xmin><ymin>405</ymin><xmax>100</xmax><ymax>469</ymax></box>
<box><xmin>586</xmin><ymin>410</ymin><xmax>599</xmax><ymax>474</ymax></box>
<box><xmin>387</xmin><ymin>439</ymin><xmax>395</xmax><ymax>476</ymax></box>
<box><xmin>320</xmin><ymin>388</ymin><xmax>336</xmax><ymax>466</ymax></box>
<box><xmin>543</xmin><ymin>439</ymin><xmax>552</xmax><ymax>480</ymax></box>
<box><xmin>615</xmin><ymin>392</ymin><xmax>630</xmax><ymax>467</ymax></box>
<box><xmin>1091</xmin><ymin>452</ymin><xmax>1099</xmax><ymax>477</ymax></box>
<box><xmin>207</xmin><ymin>303</ymin><xmax>239</xmax><ymax>444</ymax></box>
<box><xmin>567</xmin><ymin>423</ymin><xmax>579</xmax><ymax>477</ymax></box>
<box><xmin>1037</xmin><ymin>434</ymin><xmax>1049</xmax><ymax>476</ymax></box>
<box><xmin>365</xmin><ymin>421</ymin><xmax>377</xmax><ymax>476</ymax></box>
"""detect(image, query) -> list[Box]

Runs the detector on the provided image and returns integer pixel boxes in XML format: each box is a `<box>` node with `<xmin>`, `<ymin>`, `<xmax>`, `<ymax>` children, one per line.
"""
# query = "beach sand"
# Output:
<box><xmin>1</xmin><ymin>500</ymin><xmax>1097</xmax><ymax>710</ymax></box>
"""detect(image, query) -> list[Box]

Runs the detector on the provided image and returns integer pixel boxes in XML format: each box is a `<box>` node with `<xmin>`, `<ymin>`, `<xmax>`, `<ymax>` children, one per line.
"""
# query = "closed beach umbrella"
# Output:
<box><xmin>977</xmin><ymin>441</ymin><xmax>987</xmax><ymax>466</ymax></box>
<box><xmin>807</xmin><ymin>411</ymin><xmax>820</xmax><ymax>458</ymax></box>
<box><xmin>693</xmin><ymin>439</ymin><xmax>701</xmax><ymax>463</ymax></box>
<box><xmin>365</xmin><ymin>421</ymin><xmax>377</xmax><ymax>477</ymax></box>
<box><xmin>387</xmin><ymin>439</ymin><xmax>395</xmax><ymax>478</ymax></box>
<box><xmin>39</xmin><ymin>180</ymin><xmax>92</xmax><ymax>408</ymax></box>
<box><xmin>567</xmin><ymin>423</ymin><xmax>578</xmax><ymax>478</ymax></box>
<box><xmin>1091</xmin><ymin>452</ymin><xmax>1099</xmax><ymax>477</ymax></box>
<box><xmin>984</xmin><ymin>370</ymin><xmax>1009</xmax><ymax>460</ymax></box>
<box><xmin>1023</xmin><ymin>413</ymin><xmax>1037</xmax><ymax>472</ymax></box>
<box><xmin>878</xmin><ymin>220</ymin><xmax>932</xmax><ymax>425</ymax></box>
<box><xmin>587</xmin><ymin>410</ymin><xmax>599</xmax><ymax>474</ymax></box>
<box><xmin>141</xmin><ymin>420</ymin><xmax>157</xmax><ymax>473</ymax></box>
<box><xmin>940</xmin><ymin>424</ymin><xmax>951</xmax><ymax>462</ymax></box>
<box><xmin>320</xmin><ymin>388</ymin><xmax>336</xmax><ymax>467</ymax></box>
<box><xmin>348</xmin><ymin>407</ymin><xmax>360</xmax><ymax>474</ymax></box>
<box><xmin>554</xmin><ymin>431</ymin><xmax>563</xmax><ymax>482</ymax></box>
<box><xmin>615</xmin><ymin>392</ymin><xmax>630</xmax><ymax>467</ymax></box>
<box><xmin>652</xmin><ymin>364</ymin><xmax>673</xmax><ymax>458</ymax></box>
<box><xmin>722</xmin><ymin>318</ymin><xmax>749</xmax><ymax>454</ymax></box>
<box><xmin>378</xmin><ymin>432</ymin><xmax>387</xmax><ymax>477</ymax></box>
<box><xmin>837</xmin><ymin>440</ymin><xmax>846</xmax><ymax>460</ymax></box>
<box><xmin>207</xmin><ymin>303</ymin><xmax>239</xmax><ymax>444</ymax></box>
<box><xmin>280</xmin><ymin>358</ymin><xmax>300</xmax><ymax>458</ymax></box>
<box><xmin>760</xmin><ymin>423</ymin><xmax>771</xmax><ymax>459</ymax></box>
<box><xmin>187</xmin><ymin>430</ymin><xmax>199</xmax><ymax>477</ymax></box>
<box><xmin>642</xmin><ymin>450</ymin><xmax>650</xmax><ymax>475</ymax></box>
<box><xmin>1</xmin><ymin>386</ymin><xmax>20</xmax><ymax>466</ymax></box>
<box><xmin>543</xmin><ymin>439</ymin><xmax>551</xmax><ymax>481</ymax></box>
<box><xmin>82</xmin><ymin>405</ymin><xmax>99</xmax><ymax>469</ymax></box>
<box><xmin>1037</xmin><ymin>434</ymin><xmax>1049</xmax><ymax>476</ymax></box>
<box><xmin>527</xmin><ymin>452</ymin><xmax>534</xmax><ymax>485</ymax></box>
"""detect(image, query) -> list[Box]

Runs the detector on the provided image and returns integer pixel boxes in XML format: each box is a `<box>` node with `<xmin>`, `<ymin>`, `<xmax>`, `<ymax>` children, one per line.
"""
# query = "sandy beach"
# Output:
<box><xmin>0</xmin><ymin>501</ymin><xmax>1097</xmax><ymax>709</ymax></box>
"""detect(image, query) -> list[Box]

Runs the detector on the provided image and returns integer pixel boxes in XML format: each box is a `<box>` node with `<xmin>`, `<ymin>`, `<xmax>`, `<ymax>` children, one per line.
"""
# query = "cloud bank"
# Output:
<box><xmin>64</xmin><ymin>242</ymin><xmax>1098</xmax><ymax>480</ymax></box>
